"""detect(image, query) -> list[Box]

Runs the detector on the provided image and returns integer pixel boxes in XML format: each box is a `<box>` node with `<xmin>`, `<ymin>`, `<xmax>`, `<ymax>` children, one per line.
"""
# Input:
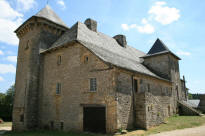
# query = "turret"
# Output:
<box><xmin>141</xmin><ymin>38</ymin><xmax>182</xmax><ymax>101</ymax></box>
<box><xmin>13</xmin><ymin>5</ymin><xmax>68</xmax><ymax>131</ymax></box>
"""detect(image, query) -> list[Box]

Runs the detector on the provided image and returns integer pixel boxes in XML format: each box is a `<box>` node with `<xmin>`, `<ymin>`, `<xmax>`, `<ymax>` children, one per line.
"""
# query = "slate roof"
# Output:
<box><xmin>142</xmin><ymin>38</ymin><xmax>181</xmax><ymax>60</ymax></box>
<box><xmin>15</xmin><ymin>5</ymin><xmax>68</xmax><ymax>32</ymax></box>
<box><xmin>148</xmin><ymin>38</ymin><xmax>170</xmax><ymax>54</ymax></box>
<box><xmin>183</xmin><ymin>100</ymin><xmax>200</xmax><ymax>108</ymax></box>
<box><xmin>34</xmin><ymin>5</ymin><xmax>67</xmax><ymax>27</ymax></box>
<box><xmin>41</xmin><ymin>22</ymin><xmax>170</xmax><ymax>81</ymax></box>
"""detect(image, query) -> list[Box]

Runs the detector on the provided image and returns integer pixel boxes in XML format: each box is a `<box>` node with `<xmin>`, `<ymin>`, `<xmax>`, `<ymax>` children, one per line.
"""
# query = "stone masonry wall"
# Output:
<box><xmin>39</xmin><ymin>43</ymin><xmax>117</xmax><ymax>133</ymax></box>
<box><xmin>115</xmin><ymin>71</ymin><xmax>134</xmax><ymax>130</ymax></box>
<box><xmin>115</xmin><ymin>69</ymin><xmax>174</xmax><ymax>130</ymax></box>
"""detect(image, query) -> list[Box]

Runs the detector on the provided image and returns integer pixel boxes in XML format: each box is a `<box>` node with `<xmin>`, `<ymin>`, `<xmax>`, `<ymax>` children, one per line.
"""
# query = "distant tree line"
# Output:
<box><xmin>0</xmin><ymin>85</ymin><xmax>15</xmax><ymax>121</ymax></box>
<box><xmin>188</xmin><ymin>93</ymin><xmax>203</xmax><ymax>100</ymax></box>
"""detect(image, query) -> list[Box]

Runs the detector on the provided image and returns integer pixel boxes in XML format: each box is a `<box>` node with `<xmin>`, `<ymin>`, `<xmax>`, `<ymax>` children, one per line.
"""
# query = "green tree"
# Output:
<box><xmin>0</xmin><ymin>85</ymin><xmax>15</xmax><ymax>121</ymax></box>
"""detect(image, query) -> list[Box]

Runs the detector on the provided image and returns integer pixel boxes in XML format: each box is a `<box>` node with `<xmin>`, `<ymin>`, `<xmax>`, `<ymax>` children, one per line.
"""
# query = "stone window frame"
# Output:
<box><xmin>133</xmin><ymin>77</ymin><xmax>140</xmax><ymax>93</ymax></box>
<box><xmin>89</xmin><ymin>78</ymin><xmax>97</xmax><ymax>92</ymax></box>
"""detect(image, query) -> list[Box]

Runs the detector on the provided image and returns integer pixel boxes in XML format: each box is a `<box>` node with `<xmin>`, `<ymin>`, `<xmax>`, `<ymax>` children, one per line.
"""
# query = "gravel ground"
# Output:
<box><xmin>150</xmin><ymin>125</ymin><xmax>205</xmax><ymax>136</ymax></box>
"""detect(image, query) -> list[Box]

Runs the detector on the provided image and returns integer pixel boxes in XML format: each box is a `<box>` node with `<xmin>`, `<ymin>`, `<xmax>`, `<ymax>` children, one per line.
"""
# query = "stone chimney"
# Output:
<box><xmin>113</xmin><ymin>34</ymin><xmax>127</xmax><ymax>48</ymax></box>
<box><xmin>84</xmin><ymin>18</ymin><xmax>97</xmax><ymax>32</ymax></box>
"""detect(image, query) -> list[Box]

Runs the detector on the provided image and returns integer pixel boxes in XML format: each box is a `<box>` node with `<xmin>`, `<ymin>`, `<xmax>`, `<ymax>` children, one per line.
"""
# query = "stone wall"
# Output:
<box><xmin>39</xmin><ymin>43</ymin><xmax>117</xmax><ymax>133</ymax></box>
<box><xmin>115</xmin><ymin>71</ymin><xmax>134</xmax><ymax>130</ymax></box>
<box><xmin>114</xmin><ymin>69</ymin><xmax>174</xmax><ymax>130</ymax></box>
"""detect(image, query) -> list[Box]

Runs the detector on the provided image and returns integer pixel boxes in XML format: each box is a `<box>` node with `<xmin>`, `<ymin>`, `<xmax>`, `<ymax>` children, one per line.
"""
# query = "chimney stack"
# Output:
<box><xmin>113</xmin><ymin>34</ymin><xmax>127</xmax><ymax>48</ymax></box>
<box><xmin>84</xmin><ymin>18</ymin><xmax>97</xmax><ymax>32</ymax></box>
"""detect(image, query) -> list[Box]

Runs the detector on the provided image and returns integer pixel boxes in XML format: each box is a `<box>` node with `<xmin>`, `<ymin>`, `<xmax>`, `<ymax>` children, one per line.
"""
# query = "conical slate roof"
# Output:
<box><xmin>34</xmin><ymin>5</ymin><xmax>67</xmax><ymax>27</ymax></box>
<box><xmin>148</xmin><ymin>38</ymin><xmax>170</xmax><ymax>54</ymax></box>
<box><xmin>142</xmin><ymin>38</ymin><xmax>181</xmax><ymax>60</ymax></box>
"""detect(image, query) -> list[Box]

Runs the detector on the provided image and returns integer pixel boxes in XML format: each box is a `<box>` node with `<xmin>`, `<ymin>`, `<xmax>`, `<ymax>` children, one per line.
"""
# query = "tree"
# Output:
<box><xmin>0</xmin><ymin>85</ymin><xmax>15</xmax><ymax>121</ymax></box>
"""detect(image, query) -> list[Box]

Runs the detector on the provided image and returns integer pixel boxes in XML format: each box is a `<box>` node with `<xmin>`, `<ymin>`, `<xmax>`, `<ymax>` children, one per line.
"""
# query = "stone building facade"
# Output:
<box><xmin>13</xmin><ymin>5</ymin><xmax>187</xmax><ymax>133</ymax></box>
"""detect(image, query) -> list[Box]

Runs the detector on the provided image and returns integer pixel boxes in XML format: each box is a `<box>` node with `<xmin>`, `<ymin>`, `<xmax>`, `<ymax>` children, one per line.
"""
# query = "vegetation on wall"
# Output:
<box><xmin>0</xmin><ymin>85</ymin><xmax>15</xmax><ymax>121</ymax></box>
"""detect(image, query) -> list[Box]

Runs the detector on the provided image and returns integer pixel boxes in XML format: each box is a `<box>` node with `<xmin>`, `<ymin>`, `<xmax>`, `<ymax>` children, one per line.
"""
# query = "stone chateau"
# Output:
<box><xmin>13</xmin><ymin>5</ymin><xmax>188</xmax><ymax>133</ymax></box>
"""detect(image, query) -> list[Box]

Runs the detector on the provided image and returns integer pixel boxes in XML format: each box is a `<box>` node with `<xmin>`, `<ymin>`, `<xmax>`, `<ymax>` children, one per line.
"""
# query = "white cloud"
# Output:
<box><xmin>0</xmin><ymin>0</ymin><xmax>23</xmax><ymax>45</ymax></box>
<box><xmin>0</xmin><ymin>64</ymin><xmax>16</xmax><ymax>74</ymax></box>
<box><xmin>148</xmin><ymin>1</ymin><xmax>180</xmax><ymax>25</ymax></box>
<box><xmin>17</xmin><ymin>0</ymin><xmax>36</xmax><ymax>11</ymax></box>
<box><xmin>0</xmin><ymin>76</ymin><xmax>4</xmax><ymax>82</ymax></box>
<box><xmin>121</xmin><ymin>24</ymin><xmax>129</xmax><ymax>31</ymax></box>
<box><xmin>121</xmin><ymin>19</ymin><xmax>155</xmax><ymax>34</ymax></box>
<box><xmin>136</xmin><ymin>24</ymin><xmax>155</xmax><ymax>34</ymax></box>
<box><xmin>0</xmin><ymin>50</ymin><xmax>4</xmax><ymax>55</ymax></box>
<box><xmin>6</xmin><ymin>56</ymin><xmax>17</xmax><ymax>63</ymax></box>
<box><xmin>57</xmin><ymin>0</ymin><xmax>66</xmax><ymax>9</ymax></box>
<box><xmin>176</xmin><ymin>51</ymin><xmax>191</xmax><ymax>56</ymax></box>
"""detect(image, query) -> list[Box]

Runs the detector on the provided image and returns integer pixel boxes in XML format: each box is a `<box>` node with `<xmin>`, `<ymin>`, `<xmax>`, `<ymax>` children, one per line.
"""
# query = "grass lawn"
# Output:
<box><xmin>142</xmin><ymin>115</ymin><xmax>205</xmax><ymax>136</ymax></box>
<box><xmin>1</xmin><ymin>116</ymin><xmax>205</xmax><ymax>136</ymax></box>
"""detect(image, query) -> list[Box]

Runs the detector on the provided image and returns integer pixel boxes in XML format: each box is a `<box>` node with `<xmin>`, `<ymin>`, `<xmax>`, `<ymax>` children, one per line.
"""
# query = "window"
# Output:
<box><xmin>57</xmin><ymin>55</ymin><xmax>61</xmax><ymax>65</ymax></box>
<box><xmin>84</xmin><ymin>56</ymin><xmax>89</xmax><ymax>63</ymax></box>
<box><xmin>20</xmin><ymin>114</ymin><xmax>24</xmax><ymax>122</ymax></box>
<box><xmin>133</xmin><ymin>79</ymin><xmax>138</xmax><ymax>93</ymax></box>
<box><xmin>25</xmin><ymin>40</ymin><xmax>30</xmax><ymax>50</ymax></box>
<box><xmin>50</xmin><ymin>121</ymin><xmax>54</xmax><ymax>129</ymax></box>
<box><xmin>147</xmin><ymin>84</ymin><xmax>150</xmax><ymax>92</ymax></box>
<box><xmin>60</xmin><ymin>122</ymin><xmax>64</xmax><ymax>130</ymax></box>
<box><xmin>90</xmin><ymin>78</ymin><xmax>97</xmax><ymax>92</ymax></box>
<box><xmin>56</xmin><ymin>83</ymin><xmax>61</xmax><ymax>94</ymax></box>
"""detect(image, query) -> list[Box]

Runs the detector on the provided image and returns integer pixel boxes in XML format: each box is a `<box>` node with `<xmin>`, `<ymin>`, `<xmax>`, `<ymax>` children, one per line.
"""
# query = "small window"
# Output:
<box><xmin>90</xmin><ymin>78</ymin><xmax>97</xmax><ymax>92</ymax></box>
<box><xmin>60</xmin><ymin>122</ymin><xmax>64</xmax><ymax>130</ymax></box>
<box><xmin>56</xmin><ymin>83</ymin><xmax>61</xmax><ymax>94</ymax></box>
<box><xmin>20</xmin><ymin>114</ymin><xmax>24</xmax><ymax>122</ymax></box>
<box><xmin>25</xmin><ymin>40</ymin><xmax>30</xmax><ymax>50</ymax></box>
<box><xmin>57</xmin><ymin>55</ymin><xmax>61</xmax><ymax>65</ymax></box>
<box><xmin>84</xmin><ymin>56</ymin><xmax>89</xmax><ymax>63</ymax></box>
<box><xmin>134</xmin><ymin>79</ymin><xmax>138</xmax><ymax>93</ymax></box>
<box><xmin>50</xmin><ymin>121</ymin><xmax>54</xmax><ymax>129</ymax></box>
<box><xmin>147</xmin><ymin>84</ymin><xmax>150</xmax><ymax>92</ymax></box>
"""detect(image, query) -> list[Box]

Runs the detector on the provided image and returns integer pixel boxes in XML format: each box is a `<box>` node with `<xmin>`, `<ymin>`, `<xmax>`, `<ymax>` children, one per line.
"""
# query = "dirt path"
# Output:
<box><xmin>150</xmin><ymin>125</ymin><xmax>205</xmax><ymax>136</ymax></box>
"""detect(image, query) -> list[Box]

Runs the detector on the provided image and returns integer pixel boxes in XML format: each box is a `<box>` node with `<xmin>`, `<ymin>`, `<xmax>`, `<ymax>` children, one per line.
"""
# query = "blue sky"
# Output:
<box><xmin>0</xmin><ymin>0</ymin><xmax>204</xmax><ymax>94</ymax></box>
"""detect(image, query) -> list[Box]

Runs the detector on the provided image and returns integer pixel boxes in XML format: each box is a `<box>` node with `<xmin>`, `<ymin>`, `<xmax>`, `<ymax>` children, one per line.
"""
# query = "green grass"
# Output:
<box><xmin>1</xmin><ymin>116</ymin><xmax>205</xmax><ymax>136</ymax></box>
<box><xmin>0</xmin><ymin>122</ymin><xmax>12</xmax><ymax>127</ymax></box>
<box><xmin>143</xmin><ymin>116</ymin><xmax>205</xmax><ymax>135</ymax></box>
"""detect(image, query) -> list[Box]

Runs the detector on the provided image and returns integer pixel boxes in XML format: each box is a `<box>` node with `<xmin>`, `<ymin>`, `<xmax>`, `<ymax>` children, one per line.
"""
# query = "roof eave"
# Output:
<box><xmin>14</xmin><ymin>16</ymin><xmax>69</xmax><ymax>33</ymax></box>
<box><xmin>141</xmin><ymin>51</ymin><xmax>181</xmax><ymax>60</ymax></box>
